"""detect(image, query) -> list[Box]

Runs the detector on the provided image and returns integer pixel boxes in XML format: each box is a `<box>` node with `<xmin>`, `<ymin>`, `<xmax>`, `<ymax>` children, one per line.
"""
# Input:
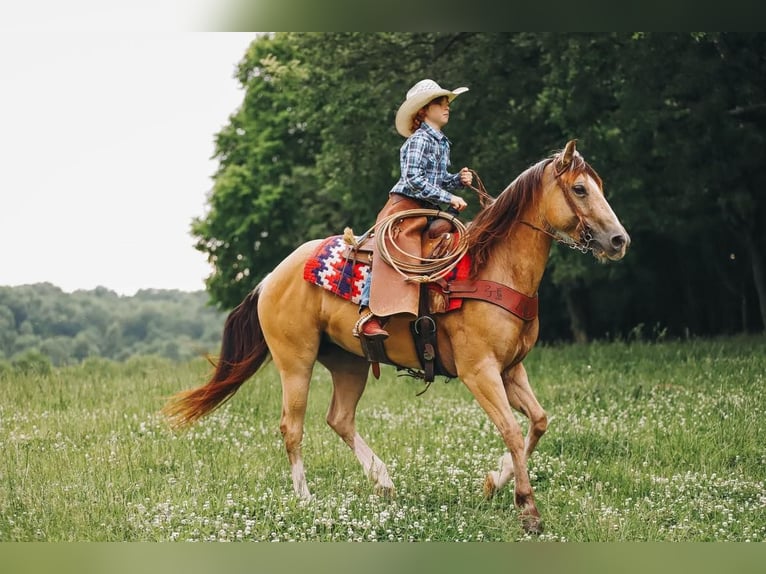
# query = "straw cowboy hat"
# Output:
<box><xmin>395</xmin><ymin>79</ymin><xmax>469</xmax><ymax>137</ymax></box>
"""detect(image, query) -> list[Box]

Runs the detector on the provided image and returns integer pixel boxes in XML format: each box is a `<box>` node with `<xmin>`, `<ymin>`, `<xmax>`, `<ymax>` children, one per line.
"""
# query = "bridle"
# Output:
<box><xmin>372</xmin><ymin>158</ymin><xmax>593</xmax><ymax>284</ymax></box>
<box><xmin>464</xmin><ymin>154</ymin><xmax>595</xmax><ymax>255</ymax></box>
<box><xmin>552</xmin><ymin>157</ymin><xmax>595</xmax><ymax>252</ymax></box>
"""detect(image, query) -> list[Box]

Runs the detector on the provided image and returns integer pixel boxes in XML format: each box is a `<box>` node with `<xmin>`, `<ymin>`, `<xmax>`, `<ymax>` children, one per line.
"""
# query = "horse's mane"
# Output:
<box><xmin>466</xmin><ymin>157</ymin><xmax>551</xmax><ymax>275</ymax></box>
<box><xmin>465</xmin><ymin>149</ymin><xmax>602</xmax><ymax>276</ymax></box>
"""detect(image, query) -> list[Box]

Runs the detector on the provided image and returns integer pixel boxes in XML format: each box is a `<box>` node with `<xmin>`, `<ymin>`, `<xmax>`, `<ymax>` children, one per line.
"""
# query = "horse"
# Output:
<box><xmin>163</xmin><ymin>140</ymin><xmax>630</xmax><ymax>534</ymax></box>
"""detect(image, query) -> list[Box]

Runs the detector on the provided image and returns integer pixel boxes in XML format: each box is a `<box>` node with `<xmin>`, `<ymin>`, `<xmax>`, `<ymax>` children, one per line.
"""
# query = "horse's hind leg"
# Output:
<box><xmin>319</xmin><ymin>348</ymin><xmax>395</xmax><ymax>497</ymax></box>
<box><xmin>276</xmin><ymin>361</ymin><xmax>316</xmax><ymax>500</ymax></box>
<box><xmin>261</xmin><ymin>298</ymin><xmax>320</xmax><ymax>500</ymax></box>
<box><xmin>484</xmin><ymin>362</ymin><xmax>548</xmax><ymax>498</ymax></box>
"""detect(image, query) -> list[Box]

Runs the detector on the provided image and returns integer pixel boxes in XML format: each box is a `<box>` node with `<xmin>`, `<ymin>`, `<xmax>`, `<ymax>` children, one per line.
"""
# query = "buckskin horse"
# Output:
<box><xmin>163</xmin><ymin>140</ymin><xmax>630</xmax><ymax>534</ymax></box>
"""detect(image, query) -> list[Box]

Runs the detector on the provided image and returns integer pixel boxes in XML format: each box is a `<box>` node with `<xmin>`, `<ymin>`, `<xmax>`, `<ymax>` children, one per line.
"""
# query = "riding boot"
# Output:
<box><xmin>355</xmin><ymin>307</ymin><xmax>389</xmax><ymax>340</ymax></box>
<box><xmin>362</xmin><ymin>315</ymin><xmax>389</xmax><ymax>340</ymax></box>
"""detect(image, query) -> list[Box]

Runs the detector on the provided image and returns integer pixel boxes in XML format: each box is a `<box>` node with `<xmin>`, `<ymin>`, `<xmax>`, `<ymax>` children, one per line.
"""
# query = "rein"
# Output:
<box><xmin>468</xmin><ymin>164</ymin><xmax>593</xmax><ymax>254</ymax></box>
<box><xmin>369</xmin><ymin>158</ymin><xmax>594</xmax><ymax>289</ymax></box>
<box><xmin>518</xmin><ymin>220</ymin><xmax>594</xmax><ymax>254</ymax></box>
<box><xmin>465</xmin><ymin>169</ymin><xmax>495</xmax><ymax>208</ymax></box>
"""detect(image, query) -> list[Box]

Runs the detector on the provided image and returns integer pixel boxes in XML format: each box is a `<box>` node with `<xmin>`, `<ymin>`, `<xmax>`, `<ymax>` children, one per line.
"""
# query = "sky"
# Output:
<box><xmin>0</xmin><ymin>3</ymin><xmax>257</xmax><ymax>295</ymax></box>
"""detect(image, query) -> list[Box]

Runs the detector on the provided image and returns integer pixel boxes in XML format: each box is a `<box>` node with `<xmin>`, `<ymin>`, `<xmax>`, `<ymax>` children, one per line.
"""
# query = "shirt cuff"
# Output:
<box><xmin>443</xmin><ymin>173</ymin><xmax>463</xmax><ymax>191</ymax></box>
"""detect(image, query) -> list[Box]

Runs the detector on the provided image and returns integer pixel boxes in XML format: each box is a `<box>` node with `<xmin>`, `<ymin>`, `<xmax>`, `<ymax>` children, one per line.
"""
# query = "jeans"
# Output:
<box><xmin>360</xmin><ymin>270</ymin><xmax>371</xmax><ymax>308</ymax></box>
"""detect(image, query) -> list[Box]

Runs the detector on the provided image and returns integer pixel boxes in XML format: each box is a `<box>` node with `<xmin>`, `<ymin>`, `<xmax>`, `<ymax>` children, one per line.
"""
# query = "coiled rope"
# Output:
<box><xmin>374</xmin><ymin>208</ymin><xmax>469</xmax><ymax>283</ymax></box>
<box><xmin>369</xmin><ymin>170</ymin><xmax>495</xmax><ymax>284</ymax></box>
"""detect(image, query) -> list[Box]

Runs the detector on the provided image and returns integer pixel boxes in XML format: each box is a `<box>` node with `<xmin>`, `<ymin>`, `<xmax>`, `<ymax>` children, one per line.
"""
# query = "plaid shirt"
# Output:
<box><xmin>389</xmin><ymin>122</ymin><xmax>463</xmax><ymax>205</ymax></box>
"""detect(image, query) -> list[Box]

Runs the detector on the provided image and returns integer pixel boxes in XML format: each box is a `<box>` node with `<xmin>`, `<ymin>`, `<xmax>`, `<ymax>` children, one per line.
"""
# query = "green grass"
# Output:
<box><xmin>1</xmin><ymin>337</ymin><xmax>764</xmax><ymax>541</ymax></box>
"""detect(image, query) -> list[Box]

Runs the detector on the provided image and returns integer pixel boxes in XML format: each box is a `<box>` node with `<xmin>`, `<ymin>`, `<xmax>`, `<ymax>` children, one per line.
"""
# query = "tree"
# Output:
<box><xmin>11</xmin><ymin>349</ymin><xmax>52</xmax><ymax>376</ymax></box>
<box><xmin>192</xmin><ymin>33</ymin><xmax>766</xmax><ymax>338</ymax></box>
<box><xmin>40</xmin><ymin>336</ymin><xmax>75</xmax><ymax>366</ymax></box>
<box><xmin>0</xmin><ymin>305</ymin><xmax>15</xmax><ymax>358</ymax></box>
<box><xmin>192</xmin><ymin>34</ymin><xmax>321</xmax><ymax>308</ymax></box>
<box><xmin>0</xmin><ymin>284</ymin><xmax>226</xmax><ymax>364</ymax></box>
<box><xmin>610</xmin><ymin>33</ymin><xmax>766</xmax><ymax>333</ymax></box>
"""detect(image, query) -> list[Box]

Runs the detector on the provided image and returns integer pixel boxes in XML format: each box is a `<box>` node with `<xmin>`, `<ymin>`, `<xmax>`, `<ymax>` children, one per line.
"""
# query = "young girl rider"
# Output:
<box><xmin>358</xmin><ymin>79</ymin><xmax>473</xmax><ymax>340</ymax></box>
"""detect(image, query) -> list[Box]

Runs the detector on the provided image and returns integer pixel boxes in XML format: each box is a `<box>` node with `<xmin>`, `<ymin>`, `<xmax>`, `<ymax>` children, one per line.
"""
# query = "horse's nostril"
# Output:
<box><xmin>611</xmin><ymin>234</ymin><xmax>626</xmax><ymax>250</ymax></box>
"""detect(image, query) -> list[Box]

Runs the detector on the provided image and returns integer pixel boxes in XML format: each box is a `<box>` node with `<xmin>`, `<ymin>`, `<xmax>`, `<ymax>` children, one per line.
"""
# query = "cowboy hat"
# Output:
<box><xmin>395</xmin><ymin>79</ymin><xmax>469</xmax><ymax>137</ymax></box>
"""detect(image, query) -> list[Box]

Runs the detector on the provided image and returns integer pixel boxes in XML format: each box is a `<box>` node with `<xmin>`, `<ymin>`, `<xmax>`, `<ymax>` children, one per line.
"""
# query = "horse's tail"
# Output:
<box><xmin>162</xmin><ymin>285</ymin><xmax>269</xmax><ymax>427</ymax></box>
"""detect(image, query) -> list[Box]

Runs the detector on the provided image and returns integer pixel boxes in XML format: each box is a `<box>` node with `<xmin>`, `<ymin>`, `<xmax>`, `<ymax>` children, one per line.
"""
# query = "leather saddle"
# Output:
<box><xmin>343</xmin><ymin>216</ymin><xmax>461</xmax><ymax>383</ymax></box>
<box><xmin>341</xmin><ymin>221</ymin><xmax>458</xmax><ymax>267</ymax></box>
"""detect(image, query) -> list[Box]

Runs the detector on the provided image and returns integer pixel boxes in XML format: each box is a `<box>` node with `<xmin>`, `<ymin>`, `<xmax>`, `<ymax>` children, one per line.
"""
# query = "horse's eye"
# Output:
<box><xmin>572</xmin><ymin>184</ymin><xmax>587</xmax><ymax>197</ymax></box>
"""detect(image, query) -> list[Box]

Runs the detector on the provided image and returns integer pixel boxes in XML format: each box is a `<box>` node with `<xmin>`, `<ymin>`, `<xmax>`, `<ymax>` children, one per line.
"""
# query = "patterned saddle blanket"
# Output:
<box><xmin>302</xmin><ymin>235</ymin><xmax>470</xmax><ymax>312</ymax></box>
<box><xmin>303</xmin><ymin>235</ymin><xmax>370</xmax><ymax>305</ymax></box>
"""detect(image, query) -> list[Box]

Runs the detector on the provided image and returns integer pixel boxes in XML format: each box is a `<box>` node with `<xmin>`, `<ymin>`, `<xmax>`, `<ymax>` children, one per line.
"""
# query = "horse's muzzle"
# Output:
<box><xmin>592</xmin><ymin>228</ymin><xmax>630</xmax><ymax>262</ymax></box>
<box><xmin>607</xmin><ymin>230</ymin><xmax>630</xmax><ymax>260</ymax></box>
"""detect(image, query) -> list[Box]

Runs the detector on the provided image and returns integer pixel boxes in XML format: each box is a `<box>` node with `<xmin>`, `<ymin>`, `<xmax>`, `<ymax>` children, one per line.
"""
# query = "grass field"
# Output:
<box><xmin>1</xmin><ymin>336</ymin><xmax>764</xmax><ymax>542</ymax></box>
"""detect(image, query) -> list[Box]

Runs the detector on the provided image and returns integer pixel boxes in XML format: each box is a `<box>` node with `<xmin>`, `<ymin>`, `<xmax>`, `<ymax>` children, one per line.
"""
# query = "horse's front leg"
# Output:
<box><xmin>461</xmin><ymin>363</ymin><xmax>543</xmax><ymax>534</ymax></box>
<box><xmin>484</xmin><ymin>362</ymin><xmax>548</xmax><ymax>499</ymax></box>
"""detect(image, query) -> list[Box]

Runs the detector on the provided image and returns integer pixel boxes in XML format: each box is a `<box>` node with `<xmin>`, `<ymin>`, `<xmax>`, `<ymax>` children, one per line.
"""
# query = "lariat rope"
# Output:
<box><xmin>367</xmin><ymin>170</ymin><xmax>494</xmax><ymax>283</ymax></box>
<box><xmin>375</xmin><ymin>208</ymin><xmax>469</xmax><ymax>283</ymax></box>
<box><xmin>351</xmin><ymin>165</ymin><xmax>591</xmax><ymax>282</ymax></box>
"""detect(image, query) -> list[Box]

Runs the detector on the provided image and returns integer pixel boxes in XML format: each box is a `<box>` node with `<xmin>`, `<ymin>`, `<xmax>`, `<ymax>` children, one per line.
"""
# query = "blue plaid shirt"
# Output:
<box><xmin>389</xmin><ymin>122</ymin><xmax>463</xmax><ymax>205</ymax></box>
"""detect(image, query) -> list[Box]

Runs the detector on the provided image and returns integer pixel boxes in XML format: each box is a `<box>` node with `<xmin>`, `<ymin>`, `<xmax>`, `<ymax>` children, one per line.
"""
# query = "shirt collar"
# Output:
<box><xmin>419</xmin><ymin>121</ymin><xmax>450</xmax><ymax>145</ymax></box>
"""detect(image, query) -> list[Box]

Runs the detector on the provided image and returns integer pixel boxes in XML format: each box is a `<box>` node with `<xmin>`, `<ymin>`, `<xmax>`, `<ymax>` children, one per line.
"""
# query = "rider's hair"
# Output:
<box><xmin>410</xmin><ymin>96</ymin><xmax>449</xmax><ymax>133</ymax></box>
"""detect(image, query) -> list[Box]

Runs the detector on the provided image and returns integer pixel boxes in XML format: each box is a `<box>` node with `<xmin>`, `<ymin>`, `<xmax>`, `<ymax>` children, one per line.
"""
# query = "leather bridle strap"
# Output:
<box><xmin>519</xmin><ymin>159</ymin><xmax>592</xmax><ymax>251</ymax></box>
<box><xmin>554</xmin><ymin>167</ymin><xmax>590</xmax><ymax>238</ymax></box>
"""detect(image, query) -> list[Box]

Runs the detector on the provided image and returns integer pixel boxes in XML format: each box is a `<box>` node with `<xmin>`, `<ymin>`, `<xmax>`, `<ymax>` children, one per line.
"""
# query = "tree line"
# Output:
<box><xmin>0</xmin><ymin>283</ymin><xmax>225</xmax><ymax>370</ymax></box>
<box><xmin>193</xmin><ymin>32</ymin><xmax>765</xmax><ymax>342</ymax></box>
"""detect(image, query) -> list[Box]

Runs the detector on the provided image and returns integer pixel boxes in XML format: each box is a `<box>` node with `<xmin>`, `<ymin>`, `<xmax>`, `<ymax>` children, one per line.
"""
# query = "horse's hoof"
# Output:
<box><xmin>374</xmin><ymin>484</ymin><xmax>396</xmax><ymax>499</ymax></box>
<box><xmin>483</xmin><ymin>472</ymin><xmax>498</xmax><ymax>499</ymax></box>
<box><xmin>521</xmin><ymin>514</ymin><xmax>544</xmax><ymax>535</ymax></box>
<box><xmin>298</xmin><ymin>492</ymin><xmax>314</xmax><ymax>503</ymax></box>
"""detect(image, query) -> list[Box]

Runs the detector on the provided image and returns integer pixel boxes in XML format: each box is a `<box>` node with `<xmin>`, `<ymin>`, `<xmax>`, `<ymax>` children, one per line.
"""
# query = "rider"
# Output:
<box><xmin>358</xmin><ymin>79</ymin><xmax>473</xmax><ymax>340</ymax></box>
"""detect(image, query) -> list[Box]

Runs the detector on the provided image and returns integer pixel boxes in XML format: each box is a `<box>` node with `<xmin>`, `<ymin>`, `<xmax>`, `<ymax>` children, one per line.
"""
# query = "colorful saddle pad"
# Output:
<box><xmin>303</xmin><ymin>235</ymin><xmax>471</xmax><ymax>312</ymax></box>
<box><xmin>303</xmin><ymin>236</ymin><xmax>369</xmax><ymax>305</ymax></box>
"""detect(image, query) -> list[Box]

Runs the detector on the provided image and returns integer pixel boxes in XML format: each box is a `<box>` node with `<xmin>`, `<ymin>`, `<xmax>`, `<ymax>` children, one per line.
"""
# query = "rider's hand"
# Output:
<box><xmin>459</xmin><ymin>167</ymin><xmax>473</xmax><ymax>187</ymax></box>
<box><xmin>450</xmin><ymin>195</ymin><xmax>468</xmax><ymax>212</ymax></box>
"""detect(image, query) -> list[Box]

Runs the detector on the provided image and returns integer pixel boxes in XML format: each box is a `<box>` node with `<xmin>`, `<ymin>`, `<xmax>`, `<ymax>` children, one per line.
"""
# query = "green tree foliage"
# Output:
<box><xmin>0</xmin><ymin>284</ymin><xmax>225</xmax><ymax>366</ymax></box>
<box><xmin>193</xmin><ymin>33</ymin><xmax>766</xmax><ymax>340</ymax></box>
<box><xmin>192</xmin><ymin>35</ymin><xmax>322</xmax><ymax>307</ymax></box>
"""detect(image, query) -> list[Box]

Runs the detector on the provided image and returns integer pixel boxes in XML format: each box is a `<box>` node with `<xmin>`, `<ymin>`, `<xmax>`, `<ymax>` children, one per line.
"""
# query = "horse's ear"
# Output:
<box><xmin>563</xmin><ymin>139</ymin><xmax>577</xmax><ymax>162</ymax></box>
<box><xmin>555</xmin><ymin>139</ymin><xmax>577</xmax><ymax>175</ymax></box>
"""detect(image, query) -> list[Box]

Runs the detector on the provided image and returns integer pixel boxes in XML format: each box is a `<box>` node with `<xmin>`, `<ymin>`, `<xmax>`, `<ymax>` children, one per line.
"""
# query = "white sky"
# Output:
<box><xmin>0</xmin><ymin>3</ymin><xmax>256</xmax><ymax>295</ymax></box>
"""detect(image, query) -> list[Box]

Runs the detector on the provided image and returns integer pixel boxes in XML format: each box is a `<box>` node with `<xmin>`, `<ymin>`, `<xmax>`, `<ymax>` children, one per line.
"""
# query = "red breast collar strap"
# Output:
<box><xmin>444</xmin><ymin>279</ymin><xmax>538</xmax><ymax>321</ymax></box>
